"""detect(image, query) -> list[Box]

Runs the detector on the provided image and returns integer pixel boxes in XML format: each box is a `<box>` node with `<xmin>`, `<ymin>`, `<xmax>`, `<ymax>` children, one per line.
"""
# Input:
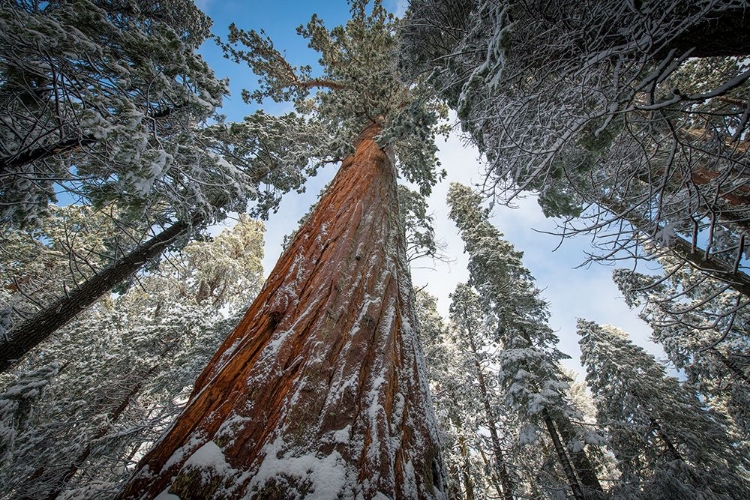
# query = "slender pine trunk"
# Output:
<box><xmin>116</xmin><ymin>123</ymin><xmax>446</xmax><ymax>499</ymax></box>
<box><xmin>0</xmin><ymin>217</ymin><xmax>198</xmax><ymax>373</ymax></box>
<box><xmin>709</xmin><ymin>348</ymin><xmax>750</xmax><ymax>385</ymax></box>
<box><xmin>554</xmin><ymin>416</ymin><xmax>604</xmax><ymax>498</ymax></box>
<box><xmin>542</xmin><ymin>410</ymin><xmax>585</xmax><ymax>500</ymax></box>
<box><xmin>457</xmin><ymin>434</ymin><xmax>475</xmax><ymax>500</ymax></box>
<box><xmin>466</xmin><ymin>331</ymin><xmax>514</xmax><ymax>500</ymax></box>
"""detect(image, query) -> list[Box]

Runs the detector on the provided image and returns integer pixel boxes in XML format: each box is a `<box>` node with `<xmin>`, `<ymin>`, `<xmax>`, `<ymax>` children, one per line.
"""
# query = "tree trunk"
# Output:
<box><xmin>478</xmin><ymin>447</ymin><xmax>505</xmax><ymax>500</ymax></box>
<box><xmin>116</xmin><ymin>123</ymin><xmax>446</xmax><ymax>499</ymax></box>
<box><xmin>0</xmin><ymin>217</ymin><xmax>198</xmax><ymax>373</ymax></box>
<box><xmin>709</xmin><ymin>348</ymin><xmax>750</xmax><ymax>385</ymax></box>
<box><xmin>542</xmin><ymin>410</ymin><xmax>585</xmax><ymax>500</ymax></box>
<box><xmin>457</xmin><ymin>434</ymin><xmax>475</xmax><ymax>500</ymax></box>
<box><xmin>448</xmin><ymin>412</ymin><xmax>476</xmax><ymax>500</ymax></box>
<box><xmin>553</xmin><ymin>414</ymin><xmax>604</xmax><ymax>497</ymax></box>
<box><xmin>466</xmin><ymin>330</ymin><xmax>514</xmax><ymax>500</ymax></box>
<box><xmin>648</xmin><ymin>417</ymin><xmax>687</xmax><ymax>468</ymax></box>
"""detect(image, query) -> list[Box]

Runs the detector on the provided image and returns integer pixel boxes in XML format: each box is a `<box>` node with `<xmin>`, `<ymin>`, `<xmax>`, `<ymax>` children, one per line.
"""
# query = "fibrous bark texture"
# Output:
<box><xmin>117</xmin><ymin>124</ymin><xmax>446</xmax><ymax>499</ymax></box>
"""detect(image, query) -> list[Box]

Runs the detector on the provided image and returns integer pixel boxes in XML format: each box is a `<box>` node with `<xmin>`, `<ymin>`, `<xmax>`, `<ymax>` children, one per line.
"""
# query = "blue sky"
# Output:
<box><xmin>196</xmin><ymin>0</ymin><xmax>658</xmax><ymax>377</ymax></box>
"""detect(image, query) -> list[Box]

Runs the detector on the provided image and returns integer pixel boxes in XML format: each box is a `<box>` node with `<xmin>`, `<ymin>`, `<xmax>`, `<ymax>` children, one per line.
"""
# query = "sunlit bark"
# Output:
<box><xmin>117</xmin><ymin>123</ymin><xmax>446</xmax><ymax>499</ymax></box>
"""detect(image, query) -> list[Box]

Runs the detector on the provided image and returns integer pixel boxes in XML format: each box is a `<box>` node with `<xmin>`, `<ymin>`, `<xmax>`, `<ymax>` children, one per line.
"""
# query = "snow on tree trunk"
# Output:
<box><xmin>0</xmin><ymin>216</ymin><xmax>199</xmax><ymax>373</ymax></box>
<box><xmin>116</xmin><ymin>123</ymin><xmax>446</xmax><ymax>499</ymax></box>
<box><xmin>466</xmin><ymin>328</ymin><xmax>514</xmax><ymax>500</ymax></box>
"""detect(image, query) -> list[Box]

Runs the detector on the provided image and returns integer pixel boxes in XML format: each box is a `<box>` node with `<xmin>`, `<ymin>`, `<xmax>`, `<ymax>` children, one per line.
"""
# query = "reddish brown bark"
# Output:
<box><xmin>116</xmin><ymin>123</ymin><xmax>446</xmax><ymax>499</ymax></box>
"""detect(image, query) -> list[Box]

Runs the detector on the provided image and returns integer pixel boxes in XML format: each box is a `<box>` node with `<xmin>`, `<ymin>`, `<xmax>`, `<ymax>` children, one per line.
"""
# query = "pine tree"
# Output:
<box><xmin>613</xmin><ymin>264</ymin><xmax>750</xmax><ymax>437</ymax></box>
<box><xmin>418</xmin><ymin>287</ymin><xmax>517</xmax><ymax>498</ymax></box>
<box><xmin>449</xmin><ymin>284</ymin><xmax>516</xmax><ymax>500</ymax></box>
<box><xmin>117</xmin><ymin>2</ymin><xmax>448</xmax><ymax>498</ymax></box>
<box><xmin>415</xmin><ymin>289</ymin><xmax>483</xmax><ymax>498</ymax></box>
<box><xmin>0</xmin><ymin>216</ymin><xmax>265</xmax><ymax>500</ymax></box>
<box><xmin>447</xmin><ymin>183</ymin><xmax>605</xmax><ymax>499</ymax></box>
<box><xmin>578</xmin><ymin>320</ymin><xmax>750</xmax><ymax>499</ymax></box>
<box><xmin>0</xmin><ymin>213</ymin><xmax>202</xmax><ymax>372</ymax></box>
<box><xmin>1</xmin><ymin>1</ymin><xmax>317</xmax><ymax>363</ymax></box>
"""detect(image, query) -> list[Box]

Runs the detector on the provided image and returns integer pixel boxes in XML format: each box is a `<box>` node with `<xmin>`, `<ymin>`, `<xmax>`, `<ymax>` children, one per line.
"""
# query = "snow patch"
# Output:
<box><xmin>333</xmin><ymin>425</ymin><xmax>352</xmax><ymax>444</ymax></box>
<box><xmin>182</xmin><ymin>440</ymin><xmax>231</xmax><ymax>473</ymax></box>
<box><xmin>154</xmin><ymin>487</ymin><xmax>181</xmax><ymax>500</ymax></box>
<box><xmin>519</xmin><ymin>424</ymin><xmax>539</xmax><ymax>445</ymax></box>
<box><xmin>250</xmin><ymin>437</ymin><xmax>349</xmax><ymax>499</ymax></box>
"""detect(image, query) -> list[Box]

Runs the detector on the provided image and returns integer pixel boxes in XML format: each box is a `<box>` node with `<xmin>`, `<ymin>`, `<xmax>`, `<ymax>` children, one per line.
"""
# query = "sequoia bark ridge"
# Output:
<box><xmin>117</xmin><ymin>123</ymin><xmax>446</xmax><ymax>499</ymax></box>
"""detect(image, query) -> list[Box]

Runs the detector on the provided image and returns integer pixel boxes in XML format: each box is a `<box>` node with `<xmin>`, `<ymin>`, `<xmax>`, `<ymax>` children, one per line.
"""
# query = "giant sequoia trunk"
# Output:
<box><xmin>116</xmin><ymin>123</ymin><xmax>446</xmax><ymax>499</ymax></box>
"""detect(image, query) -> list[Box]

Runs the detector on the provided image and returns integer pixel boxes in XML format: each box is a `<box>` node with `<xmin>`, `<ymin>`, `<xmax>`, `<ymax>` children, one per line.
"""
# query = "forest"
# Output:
<box><xmin>0</xmin><ymin>0</ymin><xmax>749</xmax><ymax>498</ymax></box>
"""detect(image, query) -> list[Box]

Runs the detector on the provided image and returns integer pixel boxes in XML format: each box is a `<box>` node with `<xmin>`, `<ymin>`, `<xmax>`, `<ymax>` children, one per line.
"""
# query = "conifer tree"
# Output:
<box><xmin>578</xmin><ymin>320</ymin><xmax>750</xmax><ymax>499</ymax></box>
<box><xmin>447</xmin><ymin>183</ymin><xmax>605</xmax><ymax>499</ymax></box>
<box><xmin>415</xmin><ymin>290</ymin><xmax>483</xmax><ymax>498</ymax></box>
<box><xmin>449</xmin><ymin>284</ymin><xmax>515</xmax><ymax>500</ymax></box>
<box><xmin>614</xmin><ymin>263</ymin><xmax>750</xmax><ymax>437</ymax></box>
<box><xmin>117</xmin><ymin>2</ymin><xmax>448</xmax><ymax>498</ymax></box>
<box><xmin>0</xmin><ymin>0</ymin><xmax>320</xmax><ymax>369</ymax></box>
<box><xmin>0</xmin><ymin>216</ymin><xmax>265</xmax><ymax>500</ymax></box>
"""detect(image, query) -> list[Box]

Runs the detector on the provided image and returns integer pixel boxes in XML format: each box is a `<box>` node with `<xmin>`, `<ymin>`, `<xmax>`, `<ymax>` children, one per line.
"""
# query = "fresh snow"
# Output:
<box><xmin>249</xmin><ymin>437</ymin><xmax>349</xmax><ymax>499</ymax></box>
<box><xmin>182</xmin><ymin>440</ymin><xmax>232</xmax><ymax>473</ymax></box>
<box><xmin>154</xmin><ymin>488</ymin><xmax>181</xmax><ymax>500</ymax></box>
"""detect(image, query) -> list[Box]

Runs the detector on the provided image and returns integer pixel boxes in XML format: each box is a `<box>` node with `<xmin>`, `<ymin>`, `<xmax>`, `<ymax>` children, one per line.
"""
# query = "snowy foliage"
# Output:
<box><xmin>0</xmin><ymin>217</ymin><xmax>265</xmax><ymax>499</ymax></box>
<box><xmin>0</xmin><ymin>0</ymin><xmax>224</xmax><ymax>224</ymax></box>
<box><xmin>447</xmin><ymin>183</ymin><xmax>571</xmax><ymax>419</ymax></box>
<box><xmin>578</xmin><ymin>320</ymin><xmax>750</xmax><ymax>499</ymax></box>
<box><xmin>401</xmin><ymin>0</ymin><xmax>750</xmax><ymax>319</ymax></box>
<box><xmin>614</xmin><ymin>260</ymin><xmax>750</xmax><ymax>438</ymax></box>
<box><xmin>0</xmin><ymin>0</ymin><xmax>320</xmax><ymax>230</ymax></box>
<box><xmin>0</xmin><ymin>205</ymin><xmax>145</xmax><ymax>336</ymax></box>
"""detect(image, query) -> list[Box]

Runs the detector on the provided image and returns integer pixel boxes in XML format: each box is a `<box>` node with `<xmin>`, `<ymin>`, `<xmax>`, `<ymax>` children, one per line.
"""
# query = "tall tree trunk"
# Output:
<box><xmin>542</xmin><ymin>410</ymin><xmax>585</xmax><ymax>500</ymax></box>
<box><xmin>448</xmin><ymin>413</ymin><xmax>476</xmax><ymax>500</ymax></box>
<box><xmin>553</xmin><ymin>414</ymin><xmax>604</xmax><ymax>497</ymax></box>
<box><xmin>466</xmin><ymin>330</ymin><xmax>514</xmax><ymax>500</ymax></box>
<box><xmin>457</xmin><ymin>434</ymin><xmax>475</xmax><ymax>500</ymax></box>
<box><xmin>116</xmin><ymin>123</ymin><xmax>446</xmax><ymax>499</ymax></box>
<box><xmin>0</xmin><ymin>217</ymin><xmax>199</xmax><ymax>373</ymax></box>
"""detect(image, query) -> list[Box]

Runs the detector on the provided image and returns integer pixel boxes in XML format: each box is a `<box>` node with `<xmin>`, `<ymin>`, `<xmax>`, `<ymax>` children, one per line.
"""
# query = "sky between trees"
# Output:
<box><xmin>197</xmin><ymin>0</ymin><xmax>658</xmax><ymax>377</ymax></box>
<box><xmin>2</xmin><ymin>1</ymin><xmax>748</xmax><ymax>498</ymax></box>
